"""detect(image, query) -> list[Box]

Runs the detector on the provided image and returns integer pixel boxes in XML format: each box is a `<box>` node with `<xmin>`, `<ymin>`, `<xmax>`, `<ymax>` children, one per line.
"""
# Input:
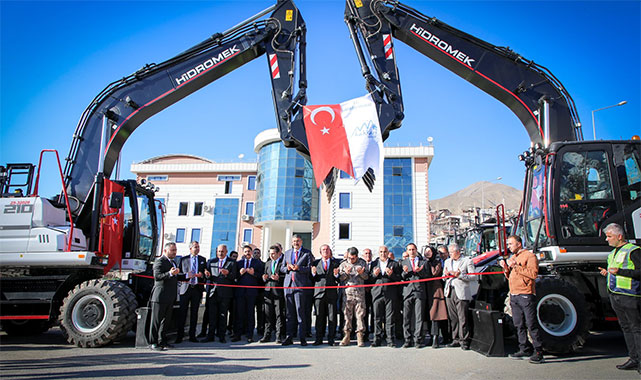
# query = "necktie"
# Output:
<box><xmin>292</xmin><ymin>250</ymin><xmax>299</xmax><ymax>281</ymax></box>
<box><xmin>190</xmin><ymin>256</ymin><xmax>197</xmax><ymax>285</ymax></box>
<box><xmin>412</xmin><ymin>258</ymin><xmax>417</xmax><ymax>271</ymax></box>
<box><xmin>323</xmin><ymin>259</ymin><xmax>328</xmax><ymax>271</ymax></box>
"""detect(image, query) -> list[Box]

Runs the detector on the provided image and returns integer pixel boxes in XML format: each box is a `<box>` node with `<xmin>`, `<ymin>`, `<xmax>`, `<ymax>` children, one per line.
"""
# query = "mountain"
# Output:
<box><xmin>430</xmin><ymin>181</ymin><xmax>522</xmax><ymax>214</ymax></box>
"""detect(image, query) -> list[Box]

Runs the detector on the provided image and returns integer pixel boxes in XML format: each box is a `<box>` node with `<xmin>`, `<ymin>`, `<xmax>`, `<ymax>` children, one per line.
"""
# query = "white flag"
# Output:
<box><xmin>340</xmin><ymin>94</ymin><xmax>384</xmax><ymax>181</ymax></box>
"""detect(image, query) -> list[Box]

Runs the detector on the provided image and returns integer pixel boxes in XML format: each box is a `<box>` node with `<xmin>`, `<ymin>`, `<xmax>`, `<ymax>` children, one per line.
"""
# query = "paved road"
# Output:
<box><xmin>0</xmin><ymin>328</ymin><xmax>636</xmax><ymax>380</ymax></box>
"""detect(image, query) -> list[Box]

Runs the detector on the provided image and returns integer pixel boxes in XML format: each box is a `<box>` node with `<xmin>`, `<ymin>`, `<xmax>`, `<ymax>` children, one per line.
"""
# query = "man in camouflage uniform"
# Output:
<box><xmin>339</xmin><ymin>247</ymin><xmax>369</xmax><ymax>347</ymax></box>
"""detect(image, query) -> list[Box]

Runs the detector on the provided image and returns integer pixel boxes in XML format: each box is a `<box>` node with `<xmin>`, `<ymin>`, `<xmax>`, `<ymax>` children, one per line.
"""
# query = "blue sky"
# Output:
<box><xmin>1</xmin><ymin>0</ymin><xmax>639</xmax><ymax>200</ymax></box>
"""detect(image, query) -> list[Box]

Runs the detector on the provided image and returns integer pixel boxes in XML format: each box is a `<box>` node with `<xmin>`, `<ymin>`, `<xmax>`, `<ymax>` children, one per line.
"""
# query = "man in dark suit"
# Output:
<box><xmin>311</xmin><ymin>244</ymin><xmax>340</xmax><ymax>346</ymax></box>
<box><xmin>175</xmin><ymin>241</ymin><xmax>207</xmax><ymax>344</ymax></box>
<box><xmin>233</xmin><ymin>245</ymin><xmax>264</xmax><ymax>342</ymax></box>
<box><xmin>260</xmin><ymin>244</ymin><xmax>286</xmax><ymax>343</ymax></box>
<box><xmin>201</xmin><ymin>244</ymin><xmax>236</xmax><ymax>343</ymax></box>
<box><xmin>280</xmin><ymin>234</ymin><xmax>313</xmax><ymax>346</ymax></box>
<box><xmin>371</xmin><ymin>245</ymin><xmax>401</xmax><ymax>347</ymax></box>
<box><xmin>400</xmin><ymin>243</ymin><xmax>430</xmax><ymax>348</ymax></box>
<box><xmin>252</xmin><ymin>248</ymin><xmax>266</xmax><ymax>338</ymax></box>
<box><xmin>149</xmin><ymin>242</ymin><xmax>184</xmax><ymax>350</ymax></box>
<box><xmin>362</xmin><ymin>248</ymin><xmax>375</xmax><ymax>341</ymax></box>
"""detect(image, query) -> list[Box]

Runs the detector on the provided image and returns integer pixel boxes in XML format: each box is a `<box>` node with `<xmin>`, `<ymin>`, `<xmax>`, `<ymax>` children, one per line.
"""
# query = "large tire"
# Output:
<box><xmin>2</xmin><ymin>320</ymin><xmax>50</xmax><ymax>336</ymax></box>
<box><xmin>59</xmin><ymin>279</ymin><xmax>138</xmax><ymax>347</ymax></box>
<box><xmin>535</xmin><ymin>277</ymin><xmax>590</xmax><ymax>353</ymax></box>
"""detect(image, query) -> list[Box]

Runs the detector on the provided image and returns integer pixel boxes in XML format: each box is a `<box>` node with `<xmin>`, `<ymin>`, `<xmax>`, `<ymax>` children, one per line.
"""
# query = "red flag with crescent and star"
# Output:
<box><xmin>303</xmin><ymin>104</ymin><xmax>354</xmax><ymax>185</ymax></box>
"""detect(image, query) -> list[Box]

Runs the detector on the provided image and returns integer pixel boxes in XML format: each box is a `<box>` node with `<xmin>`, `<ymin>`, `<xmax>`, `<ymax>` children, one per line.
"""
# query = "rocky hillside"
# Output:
<box><xmin>430</xmin><ymin>181</ymin><xmax>522</xmax><ymax>214</ymax></box>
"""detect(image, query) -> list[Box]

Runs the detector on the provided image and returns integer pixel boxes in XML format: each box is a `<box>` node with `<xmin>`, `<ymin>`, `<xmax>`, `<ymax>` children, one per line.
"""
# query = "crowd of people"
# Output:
<box><xmin>148</xmin><ymin>225</ymin><xmax>640</xmax><ymax>372</ymax></box>
<box><xmin>149</xmin><ymin>234</ymin><xmax>483</xmax><ymax>353</ymax></box>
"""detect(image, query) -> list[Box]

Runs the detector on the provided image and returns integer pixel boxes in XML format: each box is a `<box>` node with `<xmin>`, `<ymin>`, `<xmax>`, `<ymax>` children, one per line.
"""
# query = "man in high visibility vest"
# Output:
<box><xmin>599</xmin><ymin>223</ymin><xmax>640</xmax><ymax>374</ymax></box>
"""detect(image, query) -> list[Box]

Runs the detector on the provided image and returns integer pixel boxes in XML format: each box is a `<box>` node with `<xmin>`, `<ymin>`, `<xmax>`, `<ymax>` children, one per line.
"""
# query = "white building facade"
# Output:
<box><xmin>131</xmin><ymin>129</ymin><xmax>433</xmax><ymax>259</ymax></box>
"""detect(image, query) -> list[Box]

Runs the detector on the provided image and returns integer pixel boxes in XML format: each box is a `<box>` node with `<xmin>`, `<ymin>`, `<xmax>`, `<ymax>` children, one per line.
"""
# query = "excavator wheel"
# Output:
<box><xmin>504</xmin><ymin>277</ymin><xmax>590</xmax><ymax>353</ymax></box>
<box><xmin>59</xmin><ymin>279</ymin><xmax>137</xmax><ymax>347</ymax></box>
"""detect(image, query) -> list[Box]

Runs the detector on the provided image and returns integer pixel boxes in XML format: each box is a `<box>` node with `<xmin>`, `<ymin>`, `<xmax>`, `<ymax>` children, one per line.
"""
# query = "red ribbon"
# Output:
<box><xmin>133</xmin><ymin>271</ymin><xmax>504</xmax><ymax>290</ymax></box>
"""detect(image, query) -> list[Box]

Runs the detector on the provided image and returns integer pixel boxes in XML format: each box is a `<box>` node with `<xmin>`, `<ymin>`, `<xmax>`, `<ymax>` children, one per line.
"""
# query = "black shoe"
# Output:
<box><xmin>371</xmin><ymin>340</ymin><xmax>380</xmax><ymax>347</ymax></box>
<box><xmin>529</xmin><ymin>351</ymin><xmax>544</xmax><ymax>364</ymax></box>
<box><xmin>447</xmin><ymin>342</ymin><xmax>460</xmax><ymax>348</ymax></box>
<box><xmin>300</xmin><ymin>339</ymin><xmax>308</xmax><ymax>346</ymax></box>
<box><xmin>461</xmin><ymin>344</ymin><xmax>470</xmax><ymax>351</ymax></box>
<box><xmin>328</xmin><ymin>341</ymin><xmax>335</xmax><ymax>346</ymax></box>
<box><xmin>403</xmin><ymin>341</ymin><xmax>413</xmax><ymax>348</ymax></box>
<box><xmin>197</xmin><ymin>332</ymin><xmax>207</xmax><ymax>338</ymax></box>
<box><xmin>387</xmin><ymin>342</ymin><xmax>396</xmax><ymax>348</ymax></box>
<box><xmin>259</xmin><ymin>336</ymin><xmax>270</xmax><ymax>343</ymax></box>
<box><xmin>616</xmin><ymin>359</ymin><xmax>639</xmax><ymax>370</ymax></box>
<box><xmin>276</xmin><ymin>337</ymin><xmax>284</xmax><ymax>344</ymax></box>
<box><xmin>281</xmin><ymin>337</ymin><xmax>293</xmax><ymax>346</ymax></box>
<box><xmin>416</xmin><ymin>343</ymin><xmax>425</xmax><ymax>349</ymax></box>
<box><xmin>200</xmin><ymin>338</ymin><xmax>215</xmax><ymax>343</ymax></box>
<box><xmin>231</xmin><ymin>336</ymin><xmax>241</xmax><ymax>342</ymax></box>
<box><xmin>150</xmin><ymin>344</ymin><xmax>165</xmax><ymax>351</ymax></box>
<box><xmin>162</xmin><ymin>343</ymin><xmax>175</xmax><ymax>349</ymax></box>
<box><xmin>312</xmin><ymin>340</ymin><xmax>323</xmax><ymax>346</ymax></box>
<box><xmin>247</xmin><ymin>337</ymin><xmax>254</xmax><ymax>343</ymax></box>
<box><xmin>174</xmin><ymin>337</ymin><xmax>183</xmax><ymax>344</ymax></box>
<box><xmin>189</xmin><ymin>337</ymin><xmax>198</xmax><ymax>343</ymax></box>
<box><xmin>509</xmin><ymin>350</ymin><xmax>533</xmax><ymax>360</ymax></box>
<box><xmin>219</xmin><ymin>337</ymin><xmax>227</xmax><ymax>343</ymax></box>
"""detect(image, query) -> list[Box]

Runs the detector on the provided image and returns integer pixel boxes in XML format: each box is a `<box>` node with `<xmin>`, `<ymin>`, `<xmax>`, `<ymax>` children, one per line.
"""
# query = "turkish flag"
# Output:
<box><xmin>303</xmin><ymin>104</ymin><xmax>354</xmax><ymax>185</ymax></box>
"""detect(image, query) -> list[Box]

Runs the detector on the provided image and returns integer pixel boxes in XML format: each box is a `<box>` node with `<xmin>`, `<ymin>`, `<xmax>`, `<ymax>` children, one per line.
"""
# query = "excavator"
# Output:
<box><xmin>0</xmin><ymin>0</ymin><xmax>310</xmax><ymax>347</ymax></box>
<box><xmin>344</xmin><ymin>0</ymin><xmax>640</xmax><ymax>353</ymax></box>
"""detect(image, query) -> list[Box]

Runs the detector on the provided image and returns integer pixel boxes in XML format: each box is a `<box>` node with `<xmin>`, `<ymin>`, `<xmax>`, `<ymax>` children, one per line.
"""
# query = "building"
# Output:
<box><xmin>131</xmin><ymin>129</ymin><xmax>433</xmax><ymax>259</ymax></box>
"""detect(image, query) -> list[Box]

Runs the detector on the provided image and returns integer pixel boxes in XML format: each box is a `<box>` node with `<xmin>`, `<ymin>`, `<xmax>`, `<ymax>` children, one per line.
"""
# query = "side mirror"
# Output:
<box><xmin>109</xmin><ymin>192</ymin><xmax>124</xmax><ymax>209</ymax></box>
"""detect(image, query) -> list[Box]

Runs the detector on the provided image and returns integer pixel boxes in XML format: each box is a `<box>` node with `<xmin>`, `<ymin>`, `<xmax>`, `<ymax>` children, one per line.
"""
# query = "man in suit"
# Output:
<box><xmin>362</xmin><ymin>248</ymin><xmax>375</xmax><ymax>341</ymax></box>
<box><xmin>311</xmin><ymin>244</ymin><xmax>340</xmax><ymax>346</ymax></box>
<box><xmin>400</xmin><ymin>243</ymin><xmax>430</xmax><ymax>348</ymax></box>
<box><xmin>370</xmin><ymin>245</ymin><xmax>401</xmax><ymax>347</ymax></box>
<box><xmin>260</xmin><ymin>244</ymin><xmax>286</xmax><ymax>343</ymax></box>
<box><xmin>443</xmin><ymin>243</ymin><xmax>477</xmax><ymax>350</ymax></box>
<box><xmin>280</xmin><ymin>234</ymin><xmax>313</xmax><ymax>346</ymax></box>
<box><xmin>233</xmin><ymin>245</ymin><xmax>264</xmax><ymax>342</ymax></box>
<box><xmin>253</xmin><ymin>248</ymin><xmax>266</xmax><ymax>338</ymax></box>
<box><xmin>176</xmin><ymin>241</ymin><xmax>207</xmax><ymax>344</ymax></box>
<box><xmin>201</xmin><ymin>244</ymin><xmax>236</xmax><ymax>343</ymax></box>
<box><xmin>149</xmin><ymin>242</ymin><xmax>184</xmax><ymax>351</ymax></box>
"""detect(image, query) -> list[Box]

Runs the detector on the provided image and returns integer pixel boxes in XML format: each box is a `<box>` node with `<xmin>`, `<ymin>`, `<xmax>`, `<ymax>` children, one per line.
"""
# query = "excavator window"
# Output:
<box><xmin>558</xmin><ymin>150</ymin><xmax>616</xmax><ymax>239</ymax></box>
<box><xmin>613</xmin><ymin>143</ymin><xmax>641</xmax><ymax>207</ymax></box>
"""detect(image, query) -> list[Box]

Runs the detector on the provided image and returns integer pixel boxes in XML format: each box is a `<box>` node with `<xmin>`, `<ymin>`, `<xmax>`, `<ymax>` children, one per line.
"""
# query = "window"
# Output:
<box><xmin>178</xmin><ymin>202</ymin><xmax>188</xmax><ymax>216</ymax></box>
<box><xmin>338</xmin><ymin>223</ymin><xmax>351</xmax><ymax>240</ymax></box>
<box><xmin>614</xmin><ymin>143</ymin><xmax>640</xmax><ymax>207</ymax></box>
<box><xmin>339</xmin><ymin>193</ymin><xmax>351</xmax><ymax>209</ymax></box>
<box><xmin>147</xmin><ymin>175</ymin><xmax>168</xmax><ymax>181</ymax></box>
<box><xmin>193</xmin><ymin>202</ymin><xmax>203</xmax><ymax>216</ymax></box>
<box><xmin>224</xmin><ymin>181</ymin><xmax>233</xmax><ymax>194</ymax></box>
<box><xmin>217</xmin><ymin>175</ymin><xmax>241</xmax><ymax>181</ymax></box>
<box><xmin>191</xmin><ymin>228</ymin><xmax>201</xmax><ymax>243</ymax></box>
<box><xmin>243</xmin><ymin>228</ymin><xmax>253</xmax><ymax>244</ymax></box>
<box><xmin>557</xmin><ymin>150</ymin><xmax>616</xmax><ymax>241</ymax></box>
<box><xmin>393</xmin><ymin>225</ymin><xmax>404</xmax><ymax>237</ymax></box>
<box><xmin>339</xmin><ymin>170</ymin><xmax>351</xmax><ymax>179</ymax></box>
<box><xmin>392</xmin><ymin>167</ymin><xmax>403</xmax><ymax>176</ymax></box>
<box><xmin>245</xmin><ymin>202</ymin><xmax>254</xmax><ymax>216</ymax></box>
<box><xmin>247</xmin><ymin>176</ymin><xmax>256</xmax><ymax>190</ymax></box>
<box><xmin>295</xmin><ymin>168</ymin><xmax>305</xmax><ymax>178</ymax></box>
<box><xmin>176</xmin><ymin>228</ymin><xmax>185</xmax><ymax>243</ymax></box>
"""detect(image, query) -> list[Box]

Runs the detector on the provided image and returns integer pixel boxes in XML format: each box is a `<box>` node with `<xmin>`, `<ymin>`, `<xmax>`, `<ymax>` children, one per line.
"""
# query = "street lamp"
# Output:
<box><xmin>592</xmin><ymin>101</ymin><xmax>627</xmax><ymax>140</ymax></box>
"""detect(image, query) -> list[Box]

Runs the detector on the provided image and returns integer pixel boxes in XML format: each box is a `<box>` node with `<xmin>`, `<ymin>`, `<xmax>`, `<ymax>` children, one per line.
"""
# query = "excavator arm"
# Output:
<box><xmin>63</xmin><ymin>0</ymin><xmax>308</xmax><ymax>217</ymax></box>
<box><xmin>344</xmin><ymin>0</ymin><xmax>583</xmax><ymax>147</ymax></box>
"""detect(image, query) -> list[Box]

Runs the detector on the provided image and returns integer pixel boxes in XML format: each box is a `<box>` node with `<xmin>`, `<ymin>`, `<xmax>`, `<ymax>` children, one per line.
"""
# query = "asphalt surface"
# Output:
<box><xmin>0</xmin><ymin>327</ymin><xmax>637</xmax><ymax>380</ymax></box>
